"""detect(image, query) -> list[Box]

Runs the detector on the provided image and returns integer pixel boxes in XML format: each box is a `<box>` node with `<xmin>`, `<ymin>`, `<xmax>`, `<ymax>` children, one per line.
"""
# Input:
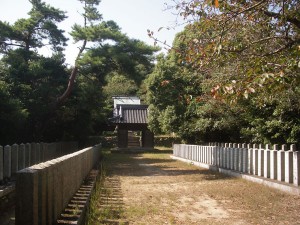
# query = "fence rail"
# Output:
<box><xmin>173</xmin><ymin>143</ymin><xmax>300</xmax><ymax>186</ymax></box>
<box><xmin>15</xmin><ymin>144</ymin><xmax>101</xmax><ymax>225</ymax></box>
<box><xmin>0</xmin><ymin>142</ymin><xmax>78</xmax><ymax>183</ymax></box>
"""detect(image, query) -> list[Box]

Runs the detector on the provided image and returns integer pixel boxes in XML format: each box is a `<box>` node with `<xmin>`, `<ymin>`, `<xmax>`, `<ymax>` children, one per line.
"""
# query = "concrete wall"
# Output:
<box><xmin>15</xmin><ymin>144</ymin><xmax>101</xmax><ymax>225</ymax></box>
<box><xmin>0</xmin><ymin>142</ymin><xmax>78</xmax><ymax>183</ymax></box>
<box><xmin>173</xmin><ymin>143</ymin><xmax>299</xmax><ymax>186</ymax></box>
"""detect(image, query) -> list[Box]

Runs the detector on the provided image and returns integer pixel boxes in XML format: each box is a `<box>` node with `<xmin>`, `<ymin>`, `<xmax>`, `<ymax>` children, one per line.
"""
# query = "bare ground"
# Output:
<box><xmin>88</xmin><ymin>149</ymin><xmax>300</xmax><ymax>225</ymax></box>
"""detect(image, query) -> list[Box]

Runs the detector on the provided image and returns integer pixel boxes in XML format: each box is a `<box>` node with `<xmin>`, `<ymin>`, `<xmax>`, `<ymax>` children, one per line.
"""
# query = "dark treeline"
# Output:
<box><xmin>0</xmin><ymin>0</ymin><xmax>158</xmax><ymax>146</ymax></box>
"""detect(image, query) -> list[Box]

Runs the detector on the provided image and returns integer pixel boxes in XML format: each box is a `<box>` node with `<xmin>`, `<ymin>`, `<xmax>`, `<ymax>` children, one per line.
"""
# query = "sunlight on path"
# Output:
<box><xmin>92</xmin><ymin>150</ymin><xmax>300</xmax><ymax>225</ymax></box>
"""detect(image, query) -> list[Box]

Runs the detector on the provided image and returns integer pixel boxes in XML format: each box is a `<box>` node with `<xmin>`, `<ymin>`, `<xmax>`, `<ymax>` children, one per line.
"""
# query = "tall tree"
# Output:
<box><xmin>152</xmin><ymin>0</ymin><xmax>300</xmax><ymax>101</ymax></box>
<box><xmin>0</xmin><ymin>0</ymin><xmax>67</xmax><ymax>55</ymax></box>
<box><xmin>145</xmin><ymin>53</ymin><xmax>242</xmax><ymax>143</ymax></box>
<box><xmin>56</xmin><ymin>0</ymin><xmax>103</xmax><ymax>105</ymax></box>
<box><xmin>0</xmin><ymin>0</ymin><xmax>70</xmax><ymax>142</ymax></box>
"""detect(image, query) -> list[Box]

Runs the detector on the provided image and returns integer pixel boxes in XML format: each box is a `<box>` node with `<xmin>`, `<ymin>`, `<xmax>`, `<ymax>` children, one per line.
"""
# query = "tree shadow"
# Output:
<box><xmin>107</xmin><ymin>151</ymin><xmax>235</xmax><ymax>181</ymax></box>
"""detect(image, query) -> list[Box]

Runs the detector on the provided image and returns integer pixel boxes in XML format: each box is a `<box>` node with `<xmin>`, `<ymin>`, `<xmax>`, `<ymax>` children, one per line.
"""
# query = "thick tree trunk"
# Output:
<box><xmin>56</xmin><ymin>66</ymin><xmax>78</xmax><ymax>105</ymax></box>
<box><xmin>55</xmin><ymin>39</ymin><xmax>87</xmax><ymax>106</ymax></box>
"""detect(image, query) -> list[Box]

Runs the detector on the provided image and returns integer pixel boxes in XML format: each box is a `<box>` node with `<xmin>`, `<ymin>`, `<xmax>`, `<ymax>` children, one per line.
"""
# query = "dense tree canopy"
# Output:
<box><xmin>0</xmin><ymin>0</ymin><xmax>158</xmax><ymax>145</ymax></box>
<box><xmin>145</xmin><ymin>0</ymin><xmax>300</xmax><ymax>145</ymax></box>
<box><xmin>152</xmin><ymin>0</ymin><xmax>300</xmax><ymax>101</ymax></box>
<box><xmin>0</xmin><ymin>0</ymin><xmax>67</xmax><ymax>54</ymax></box>
<box><xmin>145</xmin><ymin>54</ymin><xmax>243</xmax><ymax>143</ymax></box>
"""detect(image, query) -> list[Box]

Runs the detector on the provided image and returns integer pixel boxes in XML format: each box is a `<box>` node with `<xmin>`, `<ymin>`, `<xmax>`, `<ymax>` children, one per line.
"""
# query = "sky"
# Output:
<box><xmin>0</xmin><ymin>0</ymin><xmax>185</xmax><ymax>65</ymax></box>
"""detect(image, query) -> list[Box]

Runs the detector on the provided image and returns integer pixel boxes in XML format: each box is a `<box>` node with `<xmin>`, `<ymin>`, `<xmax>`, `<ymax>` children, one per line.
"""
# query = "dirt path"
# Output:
<box><xmin>89</xmin><ymin>149</ymin><xmax>300</xmax><ymax>225</ymax></box>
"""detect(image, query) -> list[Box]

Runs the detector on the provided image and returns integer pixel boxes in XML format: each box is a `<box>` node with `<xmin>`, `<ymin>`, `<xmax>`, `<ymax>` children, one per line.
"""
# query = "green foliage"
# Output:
<box><xmin>154</xmin><ymin>135</ymin><xmax>181</xmax><ymax>147</ymax></box>
<box><xmin>0</xmin><ymin>0</ymin><xmax>67</xmax><ymax>53</ymax></box>
<box><xmin>103</xmin><ymin>73</ymin><xmax>138</xmax><ymax>97</ymax></box>
<box><xmin>145</xmin><ymin>55</ymin><xmax>240</xmax><ymax>143</ymax></box>
<box><xmin>78</xmin><ymin>28</ymin><xmax>159</xmax><ymax>116</ymax></box>
<box><xmin>142</xmin><ymin>0</ymin><xmax>300</xmax><ymax>145</ymax></box>
<box><xmin>168</xmin><ymin>0</ymin><xmax>300</xmax><ymax>102</ymax></box>
<box><xmin>0</xmin><ymin>79</ymin><xmax>28</xmax><ymax>145</ymax></box>
<box><xmin>239</xmin><ymin>88</ymin><xmax>300</xmax><ymax>145</ymax></box>
<box><xmin>146</xmin><ymin>32</ymin><xmax>300</xmax><ymax>145</ymax></box>
<box><xmin>0</xmin><ymin>0</ymin><xmax>158</xmax><ymax>145</ymax></box>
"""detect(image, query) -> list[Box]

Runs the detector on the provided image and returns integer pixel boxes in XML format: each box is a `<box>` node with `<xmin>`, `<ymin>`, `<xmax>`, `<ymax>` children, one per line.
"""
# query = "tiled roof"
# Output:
<box><xmin>112</xmin><ymin>105</ymin><xmax>148</xmax><ymax>124</ymax></box>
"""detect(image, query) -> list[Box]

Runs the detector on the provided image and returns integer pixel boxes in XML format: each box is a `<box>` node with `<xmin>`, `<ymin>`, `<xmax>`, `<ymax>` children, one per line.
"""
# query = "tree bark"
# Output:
<box><xmin>55</xmin><ymin>39</ymin><xmax>87</xmax><ymax>106</ymax></box>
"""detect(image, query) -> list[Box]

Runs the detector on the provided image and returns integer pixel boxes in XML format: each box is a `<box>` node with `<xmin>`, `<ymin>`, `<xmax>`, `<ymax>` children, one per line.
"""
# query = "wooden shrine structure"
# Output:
<box><xmin>109</xmin><ymin>97</ymin><xmax>154</xmax><ymax>149</ymax></box>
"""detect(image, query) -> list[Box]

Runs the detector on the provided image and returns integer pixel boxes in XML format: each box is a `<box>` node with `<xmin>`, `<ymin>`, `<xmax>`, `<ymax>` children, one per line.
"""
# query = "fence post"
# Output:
<box><xmin>193</xmin><ymin>145</ymin><xmax>196</xmax><ymax>161</ymax></box>
<box><xmin>229</xmin><ymin>143</ymin><xmax>234</xmax><ymax>170</ymax></box>
<box><xmin>208</xmin><ymin>146</ymin><xmax>212</xmax><ymax>165</ymax></box>
<box><xmin>44</xmin><ymin>143</ymin><xmax>50</xmax><ymax>161</ymax></box>
<box><xmin>233</xmin><ymin>143</ymin><xmax>239</xmax><ymax>171</ymax></box>
<box><xmin>18</xmin><ymin>144</ymin><xmax>25</xmax><ymax>171</ymax></box>
<box><xmin>0</xmin><ymin>146</ymin><xmax>3</xmax><ymax>182</ymax></box>
<box><xmin>227</xmin><ymin>143</ymin><xmax>230</xmax><ymax>169</ymax></box>
<box><xmin>225</xmin><ymin>143</ymin><xmax>230</xmax><ymax>169</ymax></box>
<box><xmin>203</xmin><ymin>146</ymin><xmax>208</xmax><ymax>164</ymax></box>
<box><xmin>25</xmin><ymin>143</ymin><xmax>31</xmax><ymax>167</ymax></box>
<box><xmin>242</xmin><ymin>143</ymin><xmax>248</xmax><ymax>173</ymax></box>
<box><xmin>293</xmin><ymin>145</ymin><xmax>299</xmax><ymax>186</ymax></box>
<box><xmin>11</xmin><ymin>144</ymin><xmax>19</xmax><ymax>176</ymax></box>
<box><xmin>220</xmin><ymin>144</ymin><xmax>223</xmax><ymax>166</ymax></box>
<box><xmin>31</xmin><ymin>143</ymin><xmax>36</xmax><ymax>166</ymax></box>
<box><xmin>202</xmin><ymin>146</ymin><xmax>205</xmax><ymax>163</ymax></box>
<box><xmin>16</xmin><ymin>168</ymin><xmax>39</xmax><ymax>225</ymax></box>
<box><xmin>212</xmin><ymin>146</ymin><xmax>216</xmax><ymax>165</ymax></box>
<box><xmin>237</xmin><ymin>144</ymin><xmax>242</xmax><ymax>172</ymax></box>
<box><xmin>285</xmin><ymin>144</ymin><xmax>294</xmax><ymax>184</ymax></box>
<box><xmin>56</xmin><ymin>142</ymin><xmax>62</xmax><ymax>158</ymax></box>
<box><xmin>248</xmin><ymin>144</ymin><xmax>253</xmax><ymax>174</ymax></box>
<box><xmin>41</xmin><ymin>143</ymin><xmax>46</xmax><ymax>161</ymax></box>
<box><xmin>197</xmin><ymin>145</ymin><xmax>200</xmax><ymax>162</ymax></box>
<box><xmin>36</xmin><ymin>143</ymin><xmax>41</xmax><ymax>164</ymax></box>
<box><xmin>264</xmin><ymin>144</ymin><xmax>271</xmax><ymax>178</ymax></box>
<box><xmin>277</xmin><ymin>144</ymin><xmax>286</xmax><ymax>182</ymax></box>
<box><xmin>253</xmin><ymin>144</ymin><xmax>259</xmax><ymax>175</ymax></box>
<box><xmin>258</xmin><ymin>144</ymin><xmax>264</xmax><ymax>177</ymax></box>
<box><xmin>232</xmin><ymin>143</ymin><xmax>236</xmax><ymax>170</ymax></box>
<box><xmin>4</xmin><ymin>145</ymin><xmax>12</xmax><ymax>180</ymax></box>
<box><xmin>180</xmin><ymin>144</ymin><xmax>183</xmax><ymax>158</ymax></box>
<box><xmin>216</xmin><ymin>145</ymin><xmax>220</xmax><ymax>166</ymax></box>
<box><xmin>270</xmin><ymin>144</ymin><xmax>278</xmax><ymax>180</ymax></box>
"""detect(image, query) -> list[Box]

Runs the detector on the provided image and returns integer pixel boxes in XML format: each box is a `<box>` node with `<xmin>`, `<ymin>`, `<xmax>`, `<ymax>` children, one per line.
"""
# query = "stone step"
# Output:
<box><xmin>100</xmin><ymin>219</ymin><xmax>129</xmax><ymax>225</ymax></box>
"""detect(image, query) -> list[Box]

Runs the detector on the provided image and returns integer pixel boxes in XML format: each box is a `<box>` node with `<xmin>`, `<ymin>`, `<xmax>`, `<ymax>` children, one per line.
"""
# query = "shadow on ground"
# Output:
<box><xmin>105</xmin><ymin>149</ymin><xmax>235</xmax><ymax>181</ymax></box>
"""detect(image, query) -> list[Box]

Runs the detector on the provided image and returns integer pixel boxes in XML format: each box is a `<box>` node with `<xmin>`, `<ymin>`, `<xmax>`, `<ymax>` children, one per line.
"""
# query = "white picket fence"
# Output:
<box><xmin>173</xmin><ymin>143</ymin><xmax>300</xmax><ymax>186</ymax></box>
<box><xmin>0</xmin><ymin>142</ymin><xmax>78</xmax><ymax>183</ymax></box>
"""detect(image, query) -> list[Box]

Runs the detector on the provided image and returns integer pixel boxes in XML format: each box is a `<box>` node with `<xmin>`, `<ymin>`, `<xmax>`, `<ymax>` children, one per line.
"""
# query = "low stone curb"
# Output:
<box><xmin>171</xmin><ymin>155</ymin><xmax>300</xmax><ymax>195</ymax></box>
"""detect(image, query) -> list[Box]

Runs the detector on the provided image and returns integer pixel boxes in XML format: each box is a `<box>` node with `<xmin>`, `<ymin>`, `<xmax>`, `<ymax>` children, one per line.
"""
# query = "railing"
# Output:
<box><xmin>15</xmin><ymin>144</ymin><xmax>101</xmax><ymax>225</ymax></box>
<box><xmin>0</xmin><ymin>142</ymin><xmax>78</xmax><ymax>184</ymax></box>
<box><xmin>173</xmin><ymin>143</ymin><xmax>299</xmax><ymax>186</ymax></box>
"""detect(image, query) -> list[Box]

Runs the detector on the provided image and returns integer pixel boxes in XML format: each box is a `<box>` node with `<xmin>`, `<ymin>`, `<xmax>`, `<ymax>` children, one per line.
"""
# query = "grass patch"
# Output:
<box><xmin>85</xmin><ymin>148</ymin><xmax>125</xmax><ymax>225</ymax></box>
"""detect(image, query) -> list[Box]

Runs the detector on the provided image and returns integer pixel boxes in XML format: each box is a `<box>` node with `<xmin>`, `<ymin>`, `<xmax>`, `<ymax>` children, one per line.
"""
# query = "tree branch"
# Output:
<box><xmin>262</xmin><ymin>39</ymin><xmax>298</xmax><ymax>57</ymax></box>
<box><xmin>0</xmin><ymin>41</ymin><xmax>25</xmax><ymax>49</ymax></box>
<box><xmin>222</xmin><ymin>0</ymin><xmax>268</xmax><ymax>26</ymax></box>
<box><xmin>264</xmin><ymin>10</ymin><xmax>300</xmax><ymax>29</ymax></box>
<box><xmin>222</xmin><ymin>36</ymin><xmax>290</xmax><ymax>54</ymax></box>
<box><xmin>56</xmin><ymin>1</ymin><xmax>88</xmax><ymax>106</ymax></box>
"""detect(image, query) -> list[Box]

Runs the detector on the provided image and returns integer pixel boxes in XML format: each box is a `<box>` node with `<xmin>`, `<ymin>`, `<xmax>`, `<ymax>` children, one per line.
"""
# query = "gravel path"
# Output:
<box><xmin>95</xmin><ymin>149</ymin><xmax>300</xmax><ymax>225</ymax></box>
